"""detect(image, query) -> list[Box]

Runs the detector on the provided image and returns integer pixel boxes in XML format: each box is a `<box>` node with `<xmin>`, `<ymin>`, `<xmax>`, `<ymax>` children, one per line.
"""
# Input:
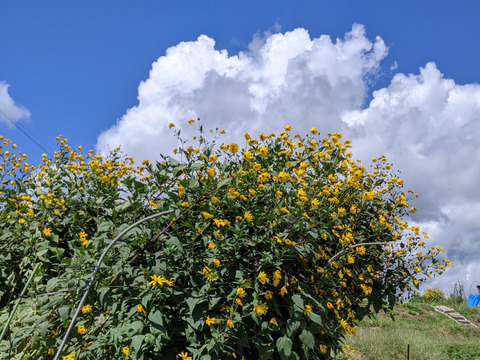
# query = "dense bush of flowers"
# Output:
<box><xmin>0</xmin><ymin>121</ymin><xmax>451</xmax><ymax>359</ymax></box>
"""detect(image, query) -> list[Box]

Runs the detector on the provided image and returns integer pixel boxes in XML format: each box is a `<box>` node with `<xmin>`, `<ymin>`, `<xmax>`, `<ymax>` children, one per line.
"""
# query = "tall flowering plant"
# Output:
<box><xmin>0</xmin><ymin>122</ymin><xmax>450</xmax><ymax>359</ymax></box>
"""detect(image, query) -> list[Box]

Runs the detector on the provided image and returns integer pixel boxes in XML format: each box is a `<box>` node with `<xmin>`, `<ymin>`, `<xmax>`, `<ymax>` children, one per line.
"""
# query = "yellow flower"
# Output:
<box><xmin>304</xmin><ymin>303</ymin><xmax>312</xmax><ymax>315</ymax></box>
<box><xmin>148</xmin><ymin>274</ymin><xmax>174</xmax><ymax>287</ymax></box>
<box><xmin>202</xmin><ymin>266</ymin><xmax>219</xmax><ymax>282</ymax></box>
<box><xmin>244</xmin><ymin>211</ymin><xmax>253</xmax><ymax>222</ymax></box>
<box><xmin>228</xmin><ymin>143</ymin><xmax>239</xmax><ymax>154</ymax></box>
<box><xmin>265</xmin><ymin>290</ymin><xmax>273</xmax><ymax>299</ymax></box>
<box><xmin>77</xmin><ymin>325</ymin><xmax>86</xmax><ymax>335</ymax></box>
<box><xmin>206</xmin><ymin>168</ymin><xmax>216</xmax><ymax>178</ymax></box>
<box><xmin>180</xmin><ymin>201</ymin><xmax>189</xmax><ymax>207</ymax></box>
<box><xmin>123</xmin><ymin>346</ymin><xmax>130</xmax><ymax>357</ymax></box>
<box><xmin>79</xmin><ymin>231</ymin><xmax>88</xmax><ymax>242</ymax></box>
<box><xmin>236</xmin><ymin>298</ymin><xmax>243</xmax><ymax>306</ymax></box>
<box><xmin>202</xmin><ymin>211</ymin><xmax>214</xmax><ymax>219</ymax></box>
<box><xmin>163</xmin><ymin>278</ymin><xmax>175</xmax><ymax>286</ymax></box>
<box><xmin>285</xmin><ymin>125</ymin><xmax>291</xmax><ymax>131</ymax></box>
<box><xmin>148</xmin><ymin>199</ymin><xmax>159</xmax><ymax>209</ymax></box>
<box><xmin>208</xmin><ymin>241</ymin><xmax>216</xmax><ymax>249</ymax></box>
<box><xmin>257</xmin><ymin>271</ymin><xmax>267</xmax><ymax>284</ymax></box>
<box><xmin>310</xmin><ymin>127</ymin><xmax>318</xmax><ymax>134</ymax></box>
<box><xmin>62</xmin><ymin>354</ymin><xmax>75</xmax><ymax>360</ymax></box>
<box><xmin>258</xmin><ymin>146</ymin><xmax>268</xmax><ymax>156</ymax></box>
<box><xmin>81</xmin><ymin>304</ymin><xmax>92</xmax><ymax>314</ymax></box>
<box><xmin>220</xmin><ymin>305</ymin><xmax>230</xmax><ymax>312</ymax></box>
<box><xmin>280</xmin><ymin>207</ymin><xmax>289</xmax><ymax>214</ymax></box>
<box><xmin>254</xmin><ymin>301</ymin><xmax>268</xmax><ymax>316</ymax></box>
<box><xmin>43</xmin><ymin>227</ymin><xmax>52</xmax><ymax>236</ymax></box>
<box><xmin>169</xmin><ymin>123</ymin><xmax>175</xmax><ymax>128</ymax></box>
<box><xmin>205</xmin><ymin>315</ymin><xmax>220</xmax><ymax>326</ymax></box>
<box><xmin>213</xmin><ymin>218</ymin><xmax>231</xmax><ymax>227</ymax></box>
<box><xmin>273</xmin><ymin>270</ymin><xmax>281</xmax><ymax>287</ymax></box>
<box><xmin>18</xmin><ymin>218</ymin><xmax>25</xmax><ymax>224</ymax></box>
<box><xmin>137</xmin><ymin>304</ymin><xmax>146</xmax><ymax>314</ymax></box>
<box><xmin>279</xmin><ymin>286</ymin><xmax>288</xmax><ymax>297</ymax></box>
<box><xmin>47</xmin><ymin>348</ymin><xmax>55</xmax><ymax>355</ymax></box>
<box><xmin>212</xmin><ymin>258</ymin><xmax>220</xmax><ymax>267</ymax></box>
<box><xmin>148</xmin><ymin>274</ymin><xmax>161</xmax><ymax>286</ymax></box>
<box><xmin>270</xmin><ymin>317</ymin><xmax>278</xmax><ymax>326</ymax></box>
<box><xmin>226</xmin><ymin>319</ymin><xmax>234</xmax><ymax>328</ymax></box>
<box><xmin>319</xmin><ymin>345</ymin><xmax>328</xmax><ymax>353</ymax></box>
<box><xmin>188</xmin><ymin>119</ymin><xmax>195</xmax><ymax>125</ymax></box>
<box><xmin>236</xmin><ymin>287</ymin><xmax>246</xmax><ymax>298</ymax></box>
<box><xmin>178</xmin><ymin>352</ymin><xmax>193</xmax><ymax>360</ymax></box>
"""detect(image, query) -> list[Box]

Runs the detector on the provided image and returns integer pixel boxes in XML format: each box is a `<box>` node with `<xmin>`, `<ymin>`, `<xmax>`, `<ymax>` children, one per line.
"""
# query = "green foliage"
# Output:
<box><xmin>0</xmin><ymin>123</ymin><xmax>449</xmax><ymax>359</ymax></box>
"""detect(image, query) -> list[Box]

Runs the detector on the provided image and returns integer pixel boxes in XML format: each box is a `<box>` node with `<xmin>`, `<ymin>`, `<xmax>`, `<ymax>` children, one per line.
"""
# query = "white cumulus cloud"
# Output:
<box><xmin>96</xmin><ymin>23</ymin><xmax>387</xmax><ymax>159</ymax></box>
<box><xmin>97</xmin><ymin>24</ymin><xmax>480</xmax><ymax>294</ymax></box>
<box><xmin>0</xmin><ymin>81</ymin><xmax>31</xmax><ymax>125</ymax></box>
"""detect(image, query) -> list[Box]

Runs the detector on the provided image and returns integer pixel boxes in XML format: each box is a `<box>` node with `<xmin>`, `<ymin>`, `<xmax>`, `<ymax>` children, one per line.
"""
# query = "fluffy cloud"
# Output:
<box><xmin>0</xmin><ymin>81</ymin><xmax>31</xmax><ymax>125</ymax></box>
<box><xmin>96</xmin><ymin>24</ymin><xmax>387</xmax><ymax>159</ymax></box>
<box><xmin>97</xmin><ymin>24</ymin><xmax>480</xmax><ymax>294</ymax></box>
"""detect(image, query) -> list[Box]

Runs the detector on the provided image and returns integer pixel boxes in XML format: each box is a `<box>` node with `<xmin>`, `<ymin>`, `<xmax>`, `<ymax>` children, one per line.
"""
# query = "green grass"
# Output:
<box><xmin>343</xmin><ymin>300</ymin><xmax>480</xmax><ymax>360</ymax></box>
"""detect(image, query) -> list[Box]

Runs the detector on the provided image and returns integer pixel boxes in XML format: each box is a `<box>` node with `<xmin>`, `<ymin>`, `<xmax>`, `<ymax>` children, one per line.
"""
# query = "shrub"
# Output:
<box><xmin>422</xmin><ymin>287</ymin><xmax>447</xmax><ymax>303</ymax></box>
<box><xmin>0</xmin><ymin>122</ymin><xmax>450</xmax><ymax>359</ymax></box>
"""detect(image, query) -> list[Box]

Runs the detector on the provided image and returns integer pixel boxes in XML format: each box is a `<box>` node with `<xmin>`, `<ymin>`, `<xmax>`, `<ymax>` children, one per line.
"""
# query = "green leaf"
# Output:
<box><xmin>291</xmin><ymin>294</ymin><xmax>304</xmax><ymax>310</ymax></box>
<box><xmin>306</xmin><ymin>311</ymin><xmax>323</xmax><ymax>326</ymax></box>
<box><xmin>252</xmin><ymin>337</ymin><xmax>274</xmax><ymax>360</ymax></box>
<box><xmin>286</xmin><ymin>318</ymin><xmax>301</xmax><ymax>337</ymax></box>
<box><xmin>276</xmin><ymin>336</ymin><xmax>293</xmax><ymax>359</ymax></box>
<box><xmin>131</xmin><ymin>334</ymin><xmax>144</xmax><ymax>355</ymax></box>
<box><xmin>299</xmin><ymin>329</ymin><xmax>315</xmax><ymax>349</ymax></box>
<box><xmin>148</xmin><ymin>310</ymin><xmax>164</xmax><ymax>326</ymax></box>
<box><xmin>125</xmin><ymin>321</ymin><xmax>143</xmax><ymax>335</ymax></box>
<box><xmin>115</xmin><ymin>201</ymin><xmax>132</xmax><ymax>214</ymax></box>
<box><xmin>97</xmin><ymin>220</ymin><xmax>113</xmax><ymax>234</ymax></box>
<box><xmin>173</xmin><ymin>164</ymin><xmax>187</xmax><ymax>177</ymax></box>
<box><xmin>165</xmin><ymin>236</ymin><xmax>183</xmax><ymax>253</ymax></box>
<box><xmin>189</xmin><ymin>177</ymin><xmax>200</xmax><ymax>188</ymax></box>
<box><xmin>217</xmin><ymin>178</ymin><xmax>231</xmax><ymax>189</ymax></box>
<box><xmin>37</xmin><ymin>321</ymin><xmax>49</xmax><ymax>337</ymax></box>
<box><xmin>58</xmin><ymin>306</ymin><xmax>70</xmax><ymax>321</ymax></box>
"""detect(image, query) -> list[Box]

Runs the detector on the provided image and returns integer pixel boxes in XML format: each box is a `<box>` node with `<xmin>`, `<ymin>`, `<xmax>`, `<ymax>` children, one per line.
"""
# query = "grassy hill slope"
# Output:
<box><xmin>344</xmin><ymin>300</ymin><xmax>480</xmax><ymax>360</ymax></box>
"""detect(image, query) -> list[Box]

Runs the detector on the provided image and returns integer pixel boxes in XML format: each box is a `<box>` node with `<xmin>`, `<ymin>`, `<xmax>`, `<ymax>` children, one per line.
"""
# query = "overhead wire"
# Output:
<box><xmin>0</xmin><ymin>108</ymin><xmax>54</xmax><ymax>157</ymax></box>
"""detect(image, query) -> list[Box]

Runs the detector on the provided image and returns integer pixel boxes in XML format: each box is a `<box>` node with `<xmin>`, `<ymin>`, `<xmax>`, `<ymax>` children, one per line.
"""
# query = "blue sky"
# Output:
<box><xmin>2</xmin><ymin>1</ymin><xmax>480</xmax><ymax>157</ymax></box>
<box><xmin>1</xmin><ymin>0</ymin><xmax>480</xmax><ymax>292</ymax></box>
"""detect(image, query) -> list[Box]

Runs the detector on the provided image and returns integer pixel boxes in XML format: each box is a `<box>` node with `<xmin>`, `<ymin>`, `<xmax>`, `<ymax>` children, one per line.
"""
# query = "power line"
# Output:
<box><xmin>0</xmin><ymin>108</ymin><xmax>54</xmax><ymax>157</ymax></box>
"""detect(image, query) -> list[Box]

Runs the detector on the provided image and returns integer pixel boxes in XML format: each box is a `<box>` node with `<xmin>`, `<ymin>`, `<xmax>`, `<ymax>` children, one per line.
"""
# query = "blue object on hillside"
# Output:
<box><xmin>468</xmin><ymin>294</ymin><xmax>480</xmax><ymax>307</ymax></box>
